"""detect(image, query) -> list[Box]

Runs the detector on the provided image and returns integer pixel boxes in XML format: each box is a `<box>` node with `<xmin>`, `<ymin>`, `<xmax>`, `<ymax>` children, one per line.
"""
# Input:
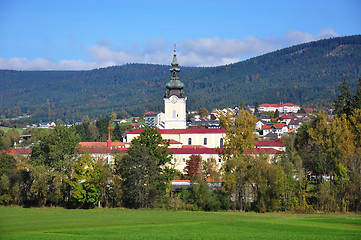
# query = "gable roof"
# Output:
<box><xmin>289</xmin><ymin>119</ymin><xmax>302</xmax><ymax>125</ymax></box>
<box><xmin>279</xmin><ymin>114</ymin><xmax>294</xmax><ymax>119</ymax></box>
<box><xmin>262</xmin><ymin>123</ymin><xmax>287</xmax><ymax>129</ymax></box>
<box><xmin>126</xmin><ymin>128</ymin><xmax>227</xmax><ymax>135</ymax></box>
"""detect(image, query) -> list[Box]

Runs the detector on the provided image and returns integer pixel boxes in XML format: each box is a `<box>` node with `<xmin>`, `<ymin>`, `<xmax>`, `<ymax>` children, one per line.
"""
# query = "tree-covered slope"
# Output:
<box><xmin>1</xmin><ymin>35</ymin><xmax>361</xmax><ymax>122</ymax></box>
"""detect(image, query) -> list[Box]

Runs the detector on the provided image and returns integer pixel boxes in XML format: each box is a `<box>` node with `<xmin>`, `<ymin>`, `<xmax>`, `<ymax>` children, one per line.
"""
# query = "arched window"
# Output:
<box><xmin>188</xmin><ymin>138</ymin><xmax>192</xmax><ymax>145</ymax></box>
<box><xmin>203</xmin><ymin>137</ymin><xmax>207</xmax><ymax>145</ymax></box>
<box><xmin>220</xmin><ymin>138</ymin><xmax>224</xmax><ymax>148</ymax></box>
<box><xmin>172</xmin><ymin>110</ymin><xmax>177</xmax><ymax>119</ymax></box>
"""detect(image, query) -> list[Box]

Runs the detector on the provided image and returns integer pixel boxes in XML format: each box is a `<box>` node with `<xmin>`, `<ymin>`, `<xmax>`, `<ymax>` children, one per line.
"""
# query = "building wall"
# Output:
<box><xmin>170</xmin><ymin>153</ymin><xmax>222</xmax><ymax>173</ymax></box>
<box><xmin>126</xmin><ymin>132</ymin><xmax>225</xmax><ymax>149</ymax></box>
<box><xmin>164</xmin><ymin>96</ymin><xmax>187</xmax><ymax>129</ymax></box>
<box><xmin>179</xmin><ymin>133</ymin><xmax>224</xmax><ymax>148</ymax></box>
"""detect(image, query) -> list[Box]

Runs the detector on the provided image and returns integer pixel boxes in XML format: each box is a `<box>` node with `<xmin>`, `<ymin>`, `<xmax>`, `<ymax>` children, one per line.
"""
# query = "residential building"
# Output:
<box><xmin>258</xmin><ymin>103</ymin><xmax>301</xmax><ymax>113</ymax></box>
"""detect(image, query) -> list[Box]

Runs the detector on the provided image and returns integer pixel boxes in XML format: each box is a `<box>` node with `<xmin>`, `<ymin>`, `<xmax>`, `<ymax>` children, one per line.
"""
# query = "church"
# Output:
<box><xmin>124</xmin><ymin>48</ymin><xmax>227</xmax><ymax>173</ymax></box>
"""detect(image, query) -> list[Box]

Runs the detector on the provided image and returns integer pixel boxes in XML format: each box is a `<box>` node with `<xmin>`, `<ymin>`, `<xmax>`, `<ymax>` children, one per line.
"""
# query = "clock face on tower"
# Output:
<box><xmin>170</xmin><ymin>96</ymin><xmax>177</xmax><ymax>104</ymax></box>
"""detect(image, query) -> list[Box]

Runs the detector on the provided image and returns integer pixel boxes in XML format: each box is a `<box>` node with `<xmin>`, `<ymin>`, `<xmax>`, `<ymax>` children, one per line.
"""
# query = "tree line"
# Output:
<box><xmin>0</xmin><ymin>78</ymin><xmax>361</xmax><ymax>211</ymax></box>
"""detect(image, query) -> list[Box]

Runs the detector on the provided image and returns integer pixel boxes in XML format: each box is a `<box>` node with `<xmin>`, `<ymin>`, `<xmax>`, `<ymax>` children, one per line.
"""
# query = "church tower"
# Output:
<box><xmin>163</xmin><ymin>47</ymin><xmax>187</xmax><ymax>129</ymax></box>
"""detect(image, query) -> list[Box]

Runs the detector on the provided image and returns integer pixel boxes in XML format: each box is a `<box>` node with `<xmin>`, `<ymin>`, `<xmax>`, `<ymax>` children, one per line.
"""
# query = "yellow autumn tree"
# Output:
<box><xmin>219</xmin><ymin>109</ymin><xmax>257</xmax><ymax>210</ymax></box>
<box><xmin>219</xmin><ymin>109</ymin><xmax>257</xmax><ymax>160</ymax></box>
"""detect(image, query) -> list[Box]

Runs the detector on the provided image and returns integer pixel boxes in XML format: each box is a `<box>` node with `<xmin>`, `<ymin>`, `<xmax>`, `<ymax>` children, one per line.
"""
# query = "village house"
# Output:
<box><xmin>261</xmin><ymin>122</ymin><xmax>289</xmax><ymax>138</ymax></box>
<box><xmin>258</xmin><ymin>103</ymin><xmax>301</xmax><ymax>113</ymax></box>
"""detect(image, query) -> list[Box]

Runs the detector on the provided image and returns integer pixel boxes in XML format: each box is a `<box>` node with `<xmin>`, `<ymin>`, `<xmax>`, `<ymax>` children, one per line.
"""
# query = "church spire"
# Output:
<box><xmin>171</xmin><ymin>44</ymin><xmax>179</xmax><ymax>67</ymax></box>
<box><xmin>165</xmin><ymin>45</ymin><xmax>185</xmax><ymax>98</ymax></box>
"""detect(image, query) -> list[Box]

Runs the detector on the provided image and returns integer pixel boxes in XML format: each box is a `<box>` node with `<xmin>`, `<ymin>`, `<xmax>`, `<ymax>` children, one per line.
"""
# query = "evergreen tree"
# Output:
<box><xmin>274</xmin><ymin>109</ymin><xmax>280</xmax><ymax>118</ymax></box>
<box><xmin>95</xmin><ymin>118</ymin><xmax>110</xmax><ymax>142</ymax></box>
<box><xmin>353</xmin><ymin>77</ymin><xmax>361</xmax><ymax>110</ymax></box>
<box><xmin>334</xmin><ymin>78</ymin><xmax>353</xmax><ymax>116</ymax></box>
<box><xmin>254</xmin><ymin>102</ymin><xmax>259</xmax><ymax>116</ymax></box>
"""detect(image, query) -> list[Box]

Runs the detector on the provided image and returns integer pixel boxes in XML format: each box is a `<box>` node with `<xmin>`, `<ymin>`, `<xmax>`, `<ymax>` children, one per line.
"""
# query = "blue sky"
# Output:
<box><xmin>0</xmin><ymin>0</ymin><xmax>360</xmax><ymax>70</ymax></box>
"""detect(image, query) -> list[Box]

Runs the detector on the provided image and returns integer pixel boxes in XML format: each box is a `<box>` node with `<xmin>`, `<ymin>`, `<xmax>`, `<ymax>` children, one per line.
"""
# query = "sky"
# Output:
<box><xmin>0</xmin><ymin>0</ymin><xmax>360</xmax><ymax>70</ymax></box>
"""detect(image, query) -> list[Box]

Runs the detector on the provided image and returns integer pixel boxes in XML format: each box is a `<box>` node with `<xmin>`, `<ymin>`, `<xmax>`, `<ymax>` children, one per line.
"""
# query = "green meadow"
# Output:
<box><xmin>0</xmin><ymin>207</ymin><xmax>360</xmax><ymax>240</ymax></box>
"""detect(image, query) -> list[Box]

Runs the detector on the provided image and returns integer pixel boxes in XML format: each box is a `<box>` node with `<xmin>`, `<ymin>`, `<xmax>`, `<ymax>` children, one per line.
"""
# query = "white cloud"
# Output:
<box><xmin>0</xmin><ymin>28</ymin><xmax>341</xmax><ymax>70</ymax></box>
<box><xmin>284</xmin><ymin>28</ymin><xmax>340</xmax><ymax>45</ymax></box>
<box><xmin>0</xmin><ymin>57</ymin><xmax>98</xmax><ymax>70</ymax></box>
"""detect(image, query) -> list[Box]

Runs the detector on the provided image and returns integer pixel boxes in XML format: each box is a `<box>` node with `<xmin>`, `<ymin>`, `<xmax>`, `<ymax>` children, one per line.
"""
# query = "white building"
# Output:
<box><xmin>258</xmin><ymin>103</ymin><xmax>301</xmax><ymax>113</ymax></box>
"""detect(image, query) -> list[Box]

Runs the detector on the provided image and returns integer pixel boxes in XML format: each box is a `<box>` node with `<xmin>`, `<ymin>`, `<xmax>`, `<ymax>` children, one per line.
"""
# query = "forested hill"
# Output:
<box><xmin>1</xmin><ymin>35</ymin><xmax>361</xmax><ymax>122</ymax></box>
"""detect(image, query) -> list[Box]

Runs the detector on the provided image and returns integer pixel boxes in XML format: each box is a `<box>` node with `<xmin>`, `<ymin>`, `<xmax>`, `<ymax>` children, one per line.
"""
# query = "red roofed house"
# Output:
<box><xmin>78</xmin><ymin>125</ymin><xmax>128</xmax><ymax>164</ymax></box>
<box><xmin>261</xmin><ymin>123</ymin><xmax>289</xmax><ymax>138</ymax></box>
<box><xmin>276</xmin><ymin>114</ymin><xmax>294</xmax><ymax>125</ymax></box>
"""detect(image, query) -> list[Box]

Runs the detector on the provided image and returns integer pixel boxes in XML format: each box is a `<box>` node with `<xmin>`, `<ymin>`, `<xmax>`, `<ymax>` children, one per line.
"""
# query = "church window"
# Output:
<box><xmin>203</xmin><ymin>138</ymin><xmax>207</xmax><ymax>145</ymax></box>
<box><xmin>182</xmin><ymin>158</ymin><xmax>186</xmax><ymax>163</ymax></box>
<box><xmin>188</xmin><ymin>138</ymin><xmax>192</xmax><ymax>145</ymax></box>
<box><xmin>173</xmin><ymin>158</ymin><xmax>177</xmax><ymax>163</ymax></box>
<box><xmin>172</xmin><ymin>110</ymin><xmax>177</xmax><ymax>119</ymax></box>
<box><xmin>220</xmin><ymin>138</ymin><xmax>224</xmax><ymax>148</ymax></box>
<box><xmin>218</xmin><ymin>158</ymin><xmax>222</xmax><ymax>163</ymax></box>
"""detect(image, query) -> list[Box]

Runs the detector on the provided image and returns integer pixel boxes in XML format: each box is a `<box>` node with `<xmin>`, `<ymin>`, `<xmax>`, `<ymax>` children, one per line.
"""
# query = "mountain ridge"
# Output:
<box><xmin>1</xmin><ymin>35</ymin><xmax>361</xmax><ymax>122</ymax></box>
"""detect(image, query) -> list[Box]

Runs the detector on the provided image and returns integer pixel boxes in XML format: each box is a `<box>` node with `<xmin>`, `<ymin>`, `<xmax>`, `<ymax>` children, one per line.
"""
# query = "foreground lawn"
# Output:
<box><xmin>0</xmin><ymin>207</ymin><xmax>360</xmax><ymax>239</ymax></box>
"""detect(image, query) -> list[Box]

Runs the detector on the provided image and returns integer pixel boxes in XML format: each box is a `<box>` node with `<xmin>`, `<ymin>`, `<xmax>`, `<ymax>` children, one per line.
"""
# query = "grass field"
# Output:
<box><xmin>0</xmin><ymin>126</ymin><xmax>25</xmax><ymax>135</ymax></box>
<box><xmin>0</xmin><ymin>207</ymin><xmax>360</xmax><ymax>240</ymax></box>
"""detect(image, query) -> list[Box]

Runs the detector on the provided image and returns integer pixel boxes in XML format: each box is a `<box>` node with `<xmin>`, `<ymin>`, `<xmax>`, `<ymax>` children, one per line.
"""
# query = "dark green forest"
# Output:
<box><xmin>1</xmin><ymin>35</ymin><xmax>361</xmax><ymax>122</ymax></box>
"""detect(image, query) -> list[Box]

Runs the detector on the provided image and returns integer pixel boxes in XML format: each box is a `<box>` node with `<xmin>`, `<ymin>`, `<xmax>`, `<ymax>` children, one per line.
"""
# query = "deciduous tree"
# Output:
<box><xmin>185</xmin><ymin>154</ymin><xmax>203</xmax><ymax>180</ymax></box>
<box><xmin>119</xmin><ymin>128</ymin><xmax>172</xmax><ymax>208</ymax></box>
<box><xmin>30</xmin><ymin>125</ymin><xmax>80</xmax><ymax>173</ymax></box>
<box><xmin>69</xmin><ymin>153</ymin><xmax>101</xmax><ymax>209</ymax></box>
<box><xmin>219</xmin><ymin>109</ymin><xmax>257</xmax><ymax>159</ymax></box>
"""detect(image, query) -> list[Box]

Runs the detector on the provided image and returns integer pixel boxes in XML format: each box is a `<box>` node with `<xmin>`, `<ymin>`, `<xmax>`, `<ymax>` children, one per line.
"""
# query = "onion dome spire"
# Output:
<box><xmin>165</xmin><ymin>45</ymin><xmax>185</xmax><ymax>98</ymax></box>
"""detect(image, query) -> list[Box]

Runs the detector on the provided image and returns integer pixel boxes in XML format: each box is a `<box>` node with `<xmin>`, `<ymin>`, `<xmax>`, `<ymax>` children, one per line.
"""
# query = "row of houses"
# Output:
<box><xmin>257</xmin><ymin>113</ymin><xmax>311</xmax><ymax>139</ymax></box>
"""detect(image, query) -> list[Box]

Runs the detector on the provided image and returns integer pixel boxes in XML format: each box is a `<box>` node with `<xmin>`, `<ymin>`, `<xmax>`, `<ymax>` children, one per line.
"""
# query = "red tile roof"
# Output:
<box><xmin>8</xmin><ymin>148</ymin><xmax>32</xmax><ymax>155</ymax></box>
<box><xmin>255</xmin><ymin>140</ymin><xmax>284</xmax><ymax>147</ymax></box>
<box><xmin>167</xmin><ymin>139</ymin><xmax>182</xmax><ymax>144</ymax></box>
<box><xmin>262</xmin><ymin>123</ymin><xmax>287</xmax><ymax>129</ymax></box>
<box><xmin>180</xmin><ymin>145</ymin><xmax>208</xmax><ymax>149</ymax></box>
<box><xmin>126</xmin><ymin>128</ymin><xmax>227</xmax><ymax>135</ymax></box>
<box><xmin>279</xmin><ymin>114</ymin><xmax>294</xmax><ymax>119</ymax></box>
<box><xmin>259</xmin><ymin>103</ymin><xmax>300</xmax><ymax>108</ymax></box>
